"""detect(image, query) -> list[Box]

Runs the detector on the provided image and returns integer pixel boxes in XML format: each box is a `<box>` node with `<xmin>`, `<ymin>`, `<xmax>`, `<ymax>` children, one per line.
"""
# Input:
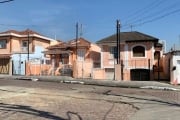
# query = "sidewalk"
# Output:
<box><xmin>0</xmin><ymin>75</ymin><xmax>179</xmax><ymax>91</ymax></box>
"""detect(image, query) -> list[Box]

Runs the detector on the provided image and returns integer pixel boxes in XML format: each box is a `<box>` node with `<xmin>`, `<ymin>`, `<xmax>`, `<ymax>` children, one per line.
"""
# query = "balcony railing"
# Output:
<box><xmin>123</xmin><ymin>59</ymin><xmax>152</xmax><ymax>69</ymax></box>
<box><xmin>21</xmin><ymin>47</ymin><xmax>28</xmax><ymax>53</ymax></box>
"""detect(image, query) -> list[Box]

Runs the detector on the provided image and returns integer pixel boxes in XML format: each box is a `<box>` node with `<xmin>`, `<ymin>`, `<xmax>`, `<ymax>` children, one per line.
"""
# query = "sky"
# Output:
<box><xmin>0</xmin><ymin>0</ymin><xmax>180</xmax><ymax>52</ymax></box>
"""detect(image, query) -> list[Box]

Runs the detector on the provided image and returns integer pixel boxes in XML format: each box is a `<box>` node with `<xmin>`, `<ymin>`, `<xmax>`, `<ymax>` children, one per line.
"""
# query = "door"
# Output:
<box><xmin>12</xmin><ymin>60</ymin><xmax>26</xmax><ymax>75</ymax></box>
<box><xmin>0</xmin><ymin>58</ymin><xmax>10</xmax><ymax>74</ymax></box>
<box><xmin>131</xmin><ymin>69</ymin><xmax>150</xmax><ymax>81</ymax></box>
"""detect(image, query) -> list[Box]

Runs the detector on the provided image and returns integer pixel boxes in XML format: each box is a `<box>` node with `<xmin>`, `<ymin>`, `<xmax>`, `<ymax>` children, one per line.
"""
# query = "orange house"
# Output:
<box><xmin>0</xmin><ymin>29</ymin><xmax>56</xmax><ymax>75</ymax></box>
<box><xmin>96</xmin><ymin>31</ymin><xmax>164</xmax><ymax>81</ymax></box>
<box><xmin>43</xmin><ymin>37</ymin><xmax>101</xmax><ymax>78</ymax></box>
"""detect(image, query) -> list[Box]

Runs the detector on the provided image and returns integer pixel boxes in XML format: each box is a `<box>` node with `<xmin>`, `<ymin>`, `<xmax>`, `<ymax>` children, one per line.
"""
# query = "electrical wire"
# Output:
<box><xmin>0</xmin><ymin>0</ymin><xmax>13</xmax><ymax>3</ymax></box>
<box><xmin>123</xmin><ymin>0</ymin><xmax>164</xmax><ymax>24</ymax></box>
<box><xmin>122</xmin><ymin>0</ymin><xmax>180</xmax><ymax>30</ymax></box>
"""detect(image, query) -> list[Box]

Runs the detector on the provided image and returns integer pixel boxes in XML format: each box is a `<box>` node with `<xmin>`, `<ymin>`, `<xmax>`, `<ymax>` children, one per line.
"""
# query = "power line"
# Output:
<box><xmin>0</xmin><ymin>23</ymin><xmax>58</xmax><ymax>28</ymax></box>
<box><xmin>123</xmin><ymin>0</ymin><xmax>164</xmax><ymax>23</ymax></box>
<box><xmin>0</xmin><ymin>0</ymin><xmax>14</xmax><ymax>3</ymax></box>
<box><xmin>137</xmin><ymin>8</ymin><xmax>180</xmax><ymax>26</ymax></box>
<box><xmin>129</xmin><ymin>1</ymin><xmax>180</xmax><ymax>25</ymax></box>
<box><xmin>124</xmin><ymin>0</ymin><xmax>165</xmax><ymax>26</ymax></box>
<box><xmin>122</xmin><ymin>1</ymin><xmax>180</xmax><ymax>30</ymax></box>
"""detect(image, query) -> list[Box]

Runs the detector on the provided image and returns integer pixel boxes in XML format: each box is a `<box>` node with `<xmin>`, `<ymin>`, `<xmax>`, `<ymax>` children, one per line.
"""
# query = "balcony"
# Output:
<box><xmin>123</xmin><ymin>59</ymin><xmax>152</xmax><ymax>69</ymax></box>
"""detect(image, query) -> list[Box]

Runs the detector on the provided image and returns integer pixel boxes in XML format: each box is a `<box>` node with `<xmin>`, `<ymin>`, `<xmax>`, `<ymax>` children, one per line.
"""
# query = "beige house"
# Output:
<box><xmin>0</xmin><ymin>29</ymin><xmax>55</xmax><ymax>75</ymax></box>
<box><xmin>96</xmin><ymin>31</ymin><xmax>164</xmax><ymax>81</ymax></box>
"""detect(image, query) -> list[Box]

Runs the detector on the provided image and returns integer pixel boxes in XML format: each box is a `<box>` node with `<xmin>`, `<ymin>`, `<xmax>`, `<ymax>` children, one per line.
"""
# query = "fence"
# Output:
<box><xmin>26</xmin><ymin>61</ymin><xmax>73</xmax><ymax>76</ymax></box>
<box><xmin>73</xmin><ymin>61</ymin><xmax>93</xmax><ymax>79</ymax></box>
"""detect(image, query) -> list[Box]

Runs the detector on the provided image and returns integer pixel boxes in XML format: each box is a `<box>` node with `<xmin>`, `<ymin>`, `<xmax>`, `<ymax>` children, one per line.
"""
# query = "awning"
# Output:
<box><xmin>0</xmin><ymin>54</ymin><xmax>11</xmax><ymax>58</ymax></box>
<box><xmin>42</xmin><ymin>50</ymin><xmax>72</xmax><ymax>55</ymax></box>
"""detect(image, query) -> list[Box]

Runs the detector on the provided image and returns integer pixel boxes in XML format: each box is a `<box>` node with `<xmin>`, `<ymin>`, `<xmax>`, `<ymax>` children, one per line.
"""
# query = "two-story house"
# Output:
<box><xmin>96</xmin><ymin>31</ymin><xmax>163</xmax><ymax>81</ymax></box>
<box><xmin>43</xmin><ymin>37</ymin><xmax>101</xmax><ymax>78</ymax></box>
<box><xmin>0</xmin><ymin>29</ymin><xmax>55</xmax><ymax>75</ymax></box>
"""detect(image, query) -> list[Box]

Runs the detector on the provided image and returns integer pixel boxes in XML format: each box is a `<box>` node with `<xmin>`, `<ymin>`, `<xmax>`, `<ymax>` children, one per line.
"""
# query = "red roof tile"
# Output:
<box><xmin>0</xmin><ymin>29</ymin><xmax>41</xmax><ymax>35</ymax></box>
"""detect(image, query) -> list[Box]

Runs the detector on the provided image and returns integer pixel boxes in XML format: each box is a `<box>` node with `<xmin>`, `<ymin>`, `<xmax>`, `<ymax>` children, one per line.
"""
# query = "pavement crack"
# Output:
<box><xmin>102</xmin><ymin>90</ymin><xmax>112</xmax><ymax>95</ymax></box>
<box><xmin>0</xmin><ymin>89</ymin><xmax>27</xmax><ymax>93</ymax></box>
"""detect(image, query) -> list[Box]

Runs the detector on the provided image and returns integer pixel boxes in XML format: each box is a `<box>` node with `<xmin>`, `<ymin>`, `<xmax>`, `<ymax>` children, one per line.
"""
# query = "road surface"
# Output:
<box><xmin>0</xmin><ymin>78</ymin><xmax>179</xmax><ymax>120</ymax></box>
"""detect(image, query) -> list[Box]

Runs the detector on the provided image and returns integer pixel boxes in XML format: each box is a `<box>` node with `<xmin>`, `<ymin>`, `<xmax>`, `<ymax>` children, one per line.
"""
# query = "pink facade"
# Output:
<box><xmin>43</xmin><ymin>38</ymin><xmax>101</xmax><ymax>78</ymax></box>
<box><xmin>0</xmin><ymin>29</ymin><xmax>54</xmax><ymax>75</ymax></box>
<box><xmin>97</xmin><ymin>31</ymin><xmax>163</xmax><ymax>81</ymax></box>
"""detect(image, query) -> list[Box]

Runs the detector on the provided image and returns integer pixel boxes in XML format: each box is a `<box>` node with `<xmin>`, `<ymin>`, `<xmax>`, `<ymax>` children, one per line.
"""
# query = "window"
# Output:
<box><xmin>133</xmin><ymin>46</ymin><xmax>145</xmax><ymax>57</ymax></box>
<box><xmin>22</xmin><ymin>40</ymin><xmax>28</xmax><ymax>47</ymax></box>
<box><xmin>154</xmin><ymin>51</ymin><xmax>160</xmax><ymax>60</ymax></box>
<box><xmin>109</xmin><ymin>46</ymin><xmax>117</xmax><ymax>59</ymax></box>
<box><xmin>77</xmin><ymin>49</ymin><xmax>86</xmax><ymax>61</ymax></box>
<box><xmin>21</xmin><ymin>40</ymin><xmax>28</xmax><ymax>52</ymax></box>
<box><xmin>0</xmin><ymin>40</ymin><xmax>7</xmax><ymax>48</ymax></box>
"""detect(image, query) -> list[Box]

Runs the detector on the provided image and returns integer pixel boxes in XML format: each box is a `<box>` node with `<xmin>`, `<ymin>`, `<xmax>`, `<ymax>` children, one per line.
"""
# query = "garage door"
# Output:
<box><xmin>105</xmin><ymin>68</ymin><xmax>114</xmax><ymax>80</ymax></box>
<box><xmin>130</xmin><ymin>69</ymin><xmax>150</xmax><ymax>81</ymax></box>
<box><xmin>0</xmin><ymin>58</ymin><xmax>10</xmax><ymax>74</ymax></box>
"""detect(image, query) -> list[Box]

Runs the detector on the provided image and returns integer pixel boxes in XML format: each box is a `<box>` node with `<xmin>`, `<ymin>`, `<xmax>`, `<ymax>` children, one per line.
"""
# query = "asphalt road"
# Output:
<box><xmin>0</xmin><ymin>78</ymin><xmax>180</xmax><ymax>120</ymax></box>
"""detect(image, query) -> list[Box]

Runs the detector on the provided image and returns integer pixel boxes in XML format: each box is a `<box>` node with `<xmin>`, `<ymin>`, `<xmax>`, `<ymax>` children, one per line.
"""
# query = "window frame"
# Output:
<box><xmin>77</xmin><ymin>48</ymin><xmax>86</xmax><ymax>61</ymax></box>
<box><xmin>154</xmin><ymin>51</ymin><xmax>160</xmax><ymax>60</ymax></box>
<box><xmin>0</xmin><ymin>39</ymin><xmax>7</xmax><ymax>49</ymax></box>
<box><xmin>109</xmin><ymin>46</ymin><xmax>117</xmax><ymax>59</ymax></box>
<box><xmin>131</xmin><ymin>45</ymin><xmax>146</xmax><ymax>58</ymax></box>
<box><xmin>21</xmin><ymin>40</ymin><xmax>28</xmax><ymax>47</ymax></box>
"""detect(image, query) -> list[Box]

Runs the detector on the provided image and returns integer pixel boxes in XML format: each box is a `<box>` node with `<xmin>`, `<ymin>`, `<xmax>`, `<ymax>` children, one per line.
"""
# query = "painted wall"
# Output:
<box><xmin>100</xmin><ymin>41</ymin><xmax>159</xmax><ymax>80</ymax></box>
<box><xmin>170</xmin><ymin>55</ymin><xmax>180</xmax><ymax>84</ymax></box>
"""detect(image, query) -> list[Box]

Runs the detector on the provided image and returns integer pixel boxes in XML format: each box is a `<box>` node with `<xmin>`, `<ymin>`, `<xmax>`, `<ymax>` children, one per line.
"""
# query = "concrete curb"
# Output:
<box><xmin>0</xmin><ymin>75</ymin><xmax>179</xmax><ymax>91</ymax></box>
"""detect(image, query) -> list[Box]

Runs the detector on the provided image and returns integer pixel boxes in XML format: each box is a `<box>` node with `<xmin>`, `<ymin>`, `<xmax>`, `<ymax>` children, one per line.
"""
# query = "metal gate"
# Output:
<box><xmin>0</xmin><ymin>58</ymin><xmax>10</xmax><ymax>74</ymax></box>
<box><xmin>12</xmin><ymin>60</ymin><xmax>26</xmax><ymax>75</ymax></box>
<box><xmin>130</xmin><ymin>69</ymin><xmax>150</xmax><ymax>81</ymax></box>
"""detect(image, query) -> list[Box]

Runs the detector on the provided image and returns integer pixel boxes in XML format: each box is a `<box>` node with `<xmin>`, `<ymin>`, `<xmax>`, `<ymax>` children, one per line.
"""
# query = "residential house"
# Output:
<box><xmin>163</xmin><ymin>50</ymin><xmax>180</xmax><ymax>84</ymax></box>
<box><xmin>0</xmin><ymin>29</ymin><xmax>56</xmax><ymax>75</ymax></box>
<box><xmin>96</xmin><ymin>31</ymin><xmax>164</xmax><ymax>81</ymax></box>
<box><xmin>43</xmin><ymin>37</ymin><xmax>101</xmax><ymax>78</ymax></box>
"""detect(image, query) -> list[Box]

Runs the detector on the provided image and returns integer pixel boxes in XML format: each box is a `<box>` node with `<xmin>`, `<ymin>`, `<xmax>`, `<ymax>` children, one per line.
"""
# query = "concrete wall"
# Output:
<box><xmin>170</xmin><ymin>55</ymin><xmax>180</xmax><ymax>84</ymax></box>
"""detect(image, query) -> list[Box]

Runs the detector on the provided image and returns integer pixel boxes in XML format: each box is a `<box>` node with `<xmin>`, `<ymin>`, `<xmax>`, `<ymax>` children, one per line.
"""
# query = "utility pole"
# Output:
<box><xmin>27</xmin><ymin>31</ymin><xmax>30</xmax><ymax>61</ymax></box>
<box><xmin>76</xmin><ymin>22</ymin><xmax>79</xmax><ymax>78</ymax></box>
<box><xmin>179</xmin><ymin>35</ymin><xmax>180</xmax><ymax>49</ymax></box>
<box><xmin>76</xmin><ymin>22</ymin><xmax>78</xmax><ymax>59</ymax></box>
<box><xmin>116</xmin><ymin>20</ymin><xmax>120</xmax><ymax>64</ymax></box>
<box><xmin>80</xmin><ymin>24</ymin><xmax>83</xmax><ymax>38</ymax></box>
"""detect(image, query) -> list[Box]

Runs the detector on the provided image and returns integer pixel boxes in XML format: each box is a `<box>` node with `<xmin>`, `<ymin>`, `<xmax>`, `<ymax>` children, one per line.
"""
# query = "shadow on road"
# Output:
<box><xmin>0</xmin><ymin>103</ymin><xmax>66</xmax><ymax>120</ymax></box>
<box><xmin>106</xmin><ymin>92</ymin><xmax>180</xmax><ymax>107</ymax></box>
<box><xmin>66</xmin><ymin>111</ymin><xmax>82</xmax><ymax>120</ymax></box>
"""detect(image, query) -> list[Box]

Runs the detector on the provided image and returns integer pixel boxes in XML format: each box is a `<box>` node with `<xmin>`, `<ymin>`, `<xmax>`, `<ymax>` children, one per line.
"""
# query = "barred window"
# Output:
<box><xmin>133</xmin><ymin>46</ymin><xmax>145</xmax><ymax>57</ymax></box>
